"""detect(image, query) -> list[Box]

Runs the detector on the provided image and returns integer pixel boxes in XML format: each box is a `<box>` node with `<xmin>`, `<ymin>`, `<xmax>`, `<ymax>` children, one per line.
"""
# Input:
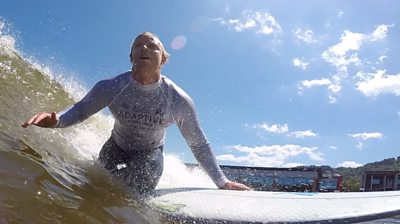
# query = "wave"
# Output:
<box><xmin>0</xmin><ymin>18</ymin><xmax>213</xmax><ymax>223</ymax></box>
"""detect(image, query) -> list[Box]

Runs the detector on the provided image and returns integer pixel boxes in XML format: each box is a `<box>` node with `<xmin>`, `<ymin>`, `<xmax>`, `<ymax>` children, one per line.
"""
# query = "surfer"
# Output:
<box><xmin>22</xmin><ymin>32</ymin><xmax>250</xmax><ymax>194</ymax></box>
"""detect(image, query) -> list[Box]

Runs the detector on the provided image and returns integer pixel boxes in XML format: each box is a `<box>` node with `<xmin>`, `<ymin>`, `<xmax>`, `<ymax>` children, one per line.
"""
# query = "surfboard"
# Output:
<box><xmin>149</xmin><ymin>187</ymin><xmax>400</xmax><ymax>223</ymax></box>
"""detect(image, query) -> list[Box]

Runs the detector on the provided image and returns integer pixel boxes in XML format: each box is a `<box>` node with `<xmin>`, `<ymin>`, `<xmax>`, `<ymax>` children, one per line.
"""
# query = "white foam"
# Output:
<box><xmin>57</xmin><ymin>116</ymin><xmax>215</xmax><ymax>189</ymax></box>
<box><xmin>1</xmin><ymin>18</ymin><xmax>87</xmax><ymax>102</ymax></box>
<box><xmin>158</xmin><ymin>154</ymin><xmax>215</xmax><ymax>188</ymax></box>
<box><xmin>58</xmin><ymin>113</ymin><xmax>114</xmax><ymax>160</ymax></box>
<box><xmin>0</xmin><ymin>19</ymin><xmax>18</xmax><ymax>56</ymax></box>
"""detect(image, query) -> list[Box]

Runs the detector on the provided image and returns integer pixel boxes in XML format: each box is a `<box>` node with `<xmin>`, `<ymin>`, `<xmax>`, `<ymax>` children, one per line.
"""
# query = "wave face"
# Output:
<box><xmin>0</xmin><ymin>20</ymin><xmax>214</xmax><ymax>223</ymax></box>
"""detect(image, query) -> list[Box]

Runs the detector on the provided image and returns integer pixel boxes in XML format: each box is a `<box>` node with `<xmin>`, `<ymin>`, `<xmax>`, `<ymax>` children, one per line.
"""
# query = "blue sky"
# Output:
<box><xmin>2</xmin><ymin>0</ymin><xmax>400</xmax><ymax>168</ymax></box>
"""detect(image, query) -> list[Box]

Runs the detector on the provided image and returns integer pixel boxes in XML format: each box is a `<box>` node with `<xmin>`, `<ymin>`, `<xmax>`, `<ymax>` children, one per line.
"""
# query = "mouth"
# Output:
<box><xmin>141</xmin><ymin>56</ymin><xmax>150</xmax><ymax>60</ymax></box>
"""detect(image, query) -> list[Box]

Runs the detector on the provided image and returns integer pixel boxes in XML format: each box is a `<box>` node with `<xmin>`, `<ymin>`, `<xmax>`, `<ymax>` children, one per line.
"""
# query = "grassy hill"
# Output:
<box><xmin>333</xmin><ymin>156</ymin><xmax>400</xmax><ymax>191</ymax></box>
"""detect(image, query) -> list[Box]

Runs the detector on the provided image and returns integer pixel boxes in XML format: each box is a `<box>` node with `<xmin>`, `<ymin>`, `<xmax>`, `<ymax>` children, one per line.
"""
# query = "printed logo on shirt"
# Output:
<box><xmin>117</xmin><ymin>103</ymin><xmax>165</xmax><ymax>127</ymax></box>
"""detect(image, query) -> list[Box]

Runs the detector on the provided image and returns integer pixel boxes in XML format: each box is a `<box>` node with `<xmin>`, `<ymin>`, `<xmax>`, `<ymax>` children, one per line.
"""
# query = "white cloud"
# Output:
<box><xmin>338</xmin><ymin>11</ymin><xmax>344</xmax><ymax>18</ymax></box>
<box><xmin>254</xmin><ymin>122</ymin><xmax>317</xmax><ymax>139</ymax></box>
<box><xmin>282</xmin><ymin>162</ymin><xmax>305</xmax><ymax>168</ymax></box>
<box><xmin>299</xmin><ymin>78</ymin><xmax>340</xmax><ymax>103</ymax></box>
<box><xmin>301</xmin><ymin>78</ymin><xmax>332</xmax><ymax>88</ymax></box>
<box><xmin>378</xmin><ymin>55</ymin><xmax>387</xmax><ymax>62</ymax></box>
<box><xmin>329</xmin><ymin>146</ymin><xmax>338</xmax><ymax>150</ymax></box>
<box><xmin>217</xmin><ymin>144</ymin><xmax>324</xmax><ymax>167</ymax></box>
<box><xmin>370</xmin><ymin>24</ymin><xmax>393</xmax><ymax>41</ymax></box>
<box><xmin>254</xmin><ymin>123</ymin><xmax>288</xmax><ymax>134</ymax></box>
<box><xmin>288</xmin><ymin>130</ymin><xmax>317</xmax><ymax>138</ymax></box>
<box><xmin>355</xmin><ymin>70</ymin><xmax>400</xmax><ymax>97</ymax></box>
<box><xmin>293</xmin><ymin>28</ymin><xmax>318</xmax><ymax>44</ymax></box>
<box><xmin>215</xmin><ymin>10</ymin><xmax>282</xmax><ymax>35</ymax></box>
<box><xmin>322</xmin><ymin>30</ymin><xmax>365</xmax><ymax>64</ymax></box>
<box><xmin>348</xmin><ymin>132</ymin><xmax>383</xmax><ymax>150</ymax></box>
<box><xmin>348</xmin><ymin>132</ymin><xmax>383</xmax><ymax>140</ymax></box>
<box><xmin>337</xmin><ymin>161</ymin><xmax>363</xmax><ymax>168</ymax></box>
<box><xmin>293</xmin><ymin>58</ymin><xmax>309</xmax><ymax>70</ymax></box>
<box><xmin>299</xmin><ymin>24</ymin><xmax>393</xmax><ymax>102</ymax></box>
<box><xmin>216</xmin><ymin>154</ymin><xmax>239</xmax><ymax>161</ymax></box>
<box><xmin>228</xmin><ymin>18</ymin><xmax>256</xmax><ymax>32</ymax></box>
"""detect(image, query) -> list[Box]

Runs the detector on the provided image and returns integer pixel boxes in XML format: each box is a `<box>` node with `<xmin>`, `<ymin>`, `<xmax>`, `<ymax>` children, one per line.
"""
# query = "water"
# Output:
<box><xmin>0</xmin><ymin>20</ymin><xmax>399</xmax><ymax>223</ymax></box>
<box><xmin>0</xmin><ymin>20</ymin><xmax>217</xmax><ymax>224</ymax></box>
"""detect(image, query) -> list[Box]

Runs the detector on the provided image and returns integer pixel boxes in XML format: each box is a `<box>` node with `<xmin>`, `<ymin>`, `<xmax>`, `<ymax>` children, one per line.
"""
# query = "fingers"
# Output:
<box><xmin>22</xmin><ymin>114</ymin><xmax>39</xmax><ymax>128</ymax></box>
<box><xmin>32</xmin><ymin>113</ymin><xmax>46</xmax><ymax>125</ymax></box>
<box><xmin>21</xmin><ymin>112</ymin><xmax>55</xmax><ymax>128</ymax></box>
<box><xmin>223</xmin><ymin>181</ymin><xmax>252</xmax><ymax>191</ymax></box>
<box><xmin>233</xmin><ymin>183</ymin><xmax>252</xmax><ymax>191</ymax></box>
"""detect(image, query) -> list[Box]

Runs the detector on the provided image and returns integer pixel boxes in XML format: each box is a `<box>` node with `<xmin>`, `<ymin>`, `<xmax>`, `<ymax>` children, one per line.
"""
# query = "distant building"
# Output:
<box><xmin>220</xmin><ymin>165</ymin><xmax>320</xmax><ymax>192</ymax></box>
<box><xmin>360</xmin><ymin>171</ymin><xmax>400</xmax><ymax>192</ymax></box>
<box><xmin>186</xmin><ymin>164</ymin><xmax>342</xmax><ymax>192</ymax></box>
<box><xmin>319</xmin><ymin>171</ymin><xmax>343</xmax><ymax>192</ymax></box>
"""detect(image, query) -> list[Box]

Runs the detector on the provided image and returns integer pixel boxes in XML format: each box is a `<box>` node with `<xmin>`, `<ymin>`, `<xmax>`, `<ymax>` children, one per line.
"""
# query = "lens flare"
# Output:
<box><xmin>171</xmin><ymin>35</ymin><xmax>187</xmax><ymax>50</ymax></box>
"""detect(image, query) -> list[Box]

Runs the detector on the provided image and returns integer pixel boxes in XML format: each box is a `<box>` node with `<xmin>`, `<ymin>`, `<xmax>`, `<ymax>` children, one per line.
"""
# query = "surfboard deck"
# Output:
<box><xmin>149</xmin><ymin>187</ymin><xmax>400</xmax><ymax>223</ymax></box>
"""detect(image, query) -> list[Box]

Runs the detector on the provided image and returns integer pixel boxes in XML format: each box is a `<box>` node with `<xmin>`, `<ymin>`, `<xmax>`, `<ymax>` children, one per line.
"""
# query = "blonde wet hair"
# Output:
<box><xmin>130</xmin><ymin>32</ymin><xmax>170</xmax><ymax>65</ymax></box>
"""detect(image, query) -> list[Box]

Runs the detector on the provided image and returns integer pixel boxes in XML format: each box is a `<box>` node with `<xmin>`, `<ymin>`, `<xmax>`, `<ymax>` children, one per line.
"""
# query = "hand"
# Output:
<box><xmin>222</xmin><ymin>181</ymin><xmax>252</xmax><ymax>191</ymax></box>
<box><xmin>21</xmin><ymin>112</ymin><xmax>58</xmax><ymax>128</ymax></box>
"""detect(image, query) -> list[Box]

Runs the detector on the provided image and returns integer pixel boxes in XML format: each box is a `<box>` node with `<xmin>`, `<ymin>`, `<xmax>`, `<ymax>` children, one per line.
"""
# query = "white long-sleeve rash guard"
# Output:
<box><xmin>56</xmin><ymin>71</ymin><xmax>229</xmax><ymax>188</ymax></box>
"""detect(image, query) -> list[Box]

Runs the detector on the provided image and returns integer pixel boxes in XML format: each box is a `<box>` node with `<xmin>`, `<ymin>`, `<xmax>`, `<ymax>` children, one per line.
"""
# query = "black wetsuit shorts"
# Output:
<box><xmin>98</xmin><ymin>137</ymin><xmax>164</xmax><ymax>195</ymax></box>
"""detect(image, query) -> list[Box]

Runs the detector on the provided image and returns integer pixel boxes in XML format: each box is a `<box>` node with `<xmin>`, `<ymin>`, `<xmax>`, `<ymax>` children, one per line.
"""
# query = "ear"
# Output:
<box><xmin>129</xmin><ymin>53</ymin><xmax>134</xmax><ymax>64</ymax></box>
<box><xmin>161</xmin><ymin>54</ymin><xmax>167</xmax><ymax>65</ymax></box>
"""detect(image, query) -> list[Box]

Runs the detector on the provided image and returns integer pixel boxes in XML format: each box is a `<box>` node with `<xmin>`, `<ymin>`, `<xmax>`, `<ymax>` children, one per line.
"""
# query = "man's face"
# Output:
<box><xmin>130</xmin><ymin>34</ymin><xmax>164</xmax><ymax>69</ymax></box>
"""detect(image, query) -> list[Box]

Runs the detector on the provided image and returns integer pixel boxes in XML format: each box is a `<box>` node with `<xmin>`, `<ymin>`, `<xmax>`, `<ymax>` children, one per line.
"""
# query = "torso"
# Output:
<box><xmin>107</xmin><ymin>72</ymin><xmax>175</xmax><ymax>150</ymax></box>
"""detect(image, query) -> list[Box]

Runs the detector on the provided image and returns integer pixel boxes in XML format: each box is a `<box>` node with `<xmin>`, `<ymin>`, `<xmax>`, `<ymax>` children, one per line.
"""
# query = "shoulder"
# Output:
<box><xmin>161</xmin><ymin>75</ymin><xmax>192</xmax><ymax>101</ymax></box>
<box><xmin>99</xmin><ymin>71</ymin><xmax>130</xmax><ymax>86</ymax></box>
<box><xmin>161</xmin><ymin>75</ymin><xmax>197</xmax><ymax>115</ymax></box>
<box><xmin>94</xmin><ymin>71</ymin><xmax>131</xmax><ymax>91</ymax></box>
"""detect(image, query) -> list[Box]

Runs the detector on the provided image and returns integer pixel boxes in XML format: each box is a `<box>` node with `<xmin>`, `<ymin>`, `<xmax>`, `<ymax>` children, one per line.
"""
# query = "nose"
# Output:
<box><xmin>141</xmin><ymin>44</ymin><xmax>148</xmax><ymax>51</ymax></box>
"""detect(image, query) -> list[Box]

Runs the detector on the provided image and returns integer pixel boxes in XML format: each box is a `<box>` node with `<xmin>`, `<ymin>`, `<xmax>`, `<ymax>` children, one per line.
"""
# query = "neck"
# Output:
<box><xmin>131</xmin><ymin>66</ymin><xmax>161</xmax><ymax>85</ymax></box>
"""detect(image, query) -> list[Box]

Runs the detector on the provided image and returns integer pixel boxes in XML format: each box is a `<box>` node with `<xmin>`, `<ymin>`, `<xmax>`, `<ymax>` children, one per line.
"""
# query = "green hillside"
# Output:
<box><xmin>333</xmin><ymin>156</ymin><xmax>400</xmax><ymax>191</ymax></box>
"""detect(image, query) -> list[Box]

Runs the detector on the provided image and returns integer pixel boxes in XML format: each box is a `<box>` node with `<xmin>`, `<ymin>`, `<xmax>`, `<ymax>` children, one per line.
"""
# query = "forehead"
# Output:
<box><xmin>134</xmin><ymin>34</ymin><xmax>161</xmax><ymax>46</ymax></box>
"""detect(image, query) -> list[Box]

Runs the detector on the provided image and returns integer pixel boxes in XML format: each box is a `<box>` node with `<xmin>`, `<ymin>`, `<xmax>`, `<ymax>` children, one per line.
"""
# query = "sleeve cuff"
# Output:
<box><xmin>54</xmin><ymin>113</ymin><xmax>61</xmax><ymax>128</ymax></box>
<box><xmin>216</xmin><ymin>176</ymin><xmax>230</xmax><ymax>188</ymax></box>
